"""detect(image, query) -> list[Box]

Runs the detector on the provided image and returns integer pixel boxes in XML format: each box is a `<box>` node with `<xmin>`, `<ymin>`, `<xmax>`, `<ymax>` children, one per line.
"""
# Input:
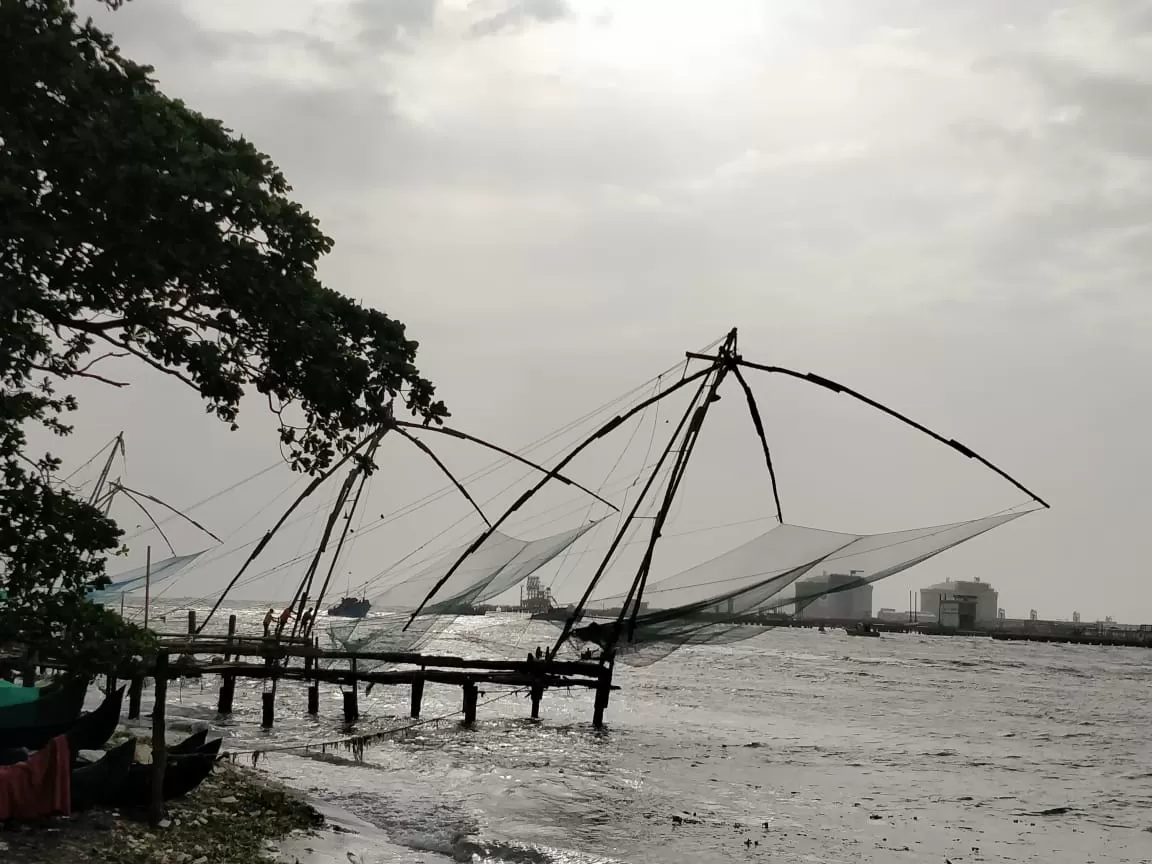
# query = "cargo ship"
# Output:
<box><xmin>326</xmin><ymin>596</ymin><xmax>371</xmax><ymax>618</ymax></box>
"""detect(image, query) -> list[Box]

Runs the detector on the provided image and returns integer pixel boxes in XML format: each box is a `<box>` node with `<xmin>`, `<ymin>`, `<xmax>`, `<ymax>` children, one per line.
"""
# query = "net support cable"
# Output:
<box><xmin>403</xmin><ymin>363</ymin><xmax>715</xmax><ymax>630</ymax></box>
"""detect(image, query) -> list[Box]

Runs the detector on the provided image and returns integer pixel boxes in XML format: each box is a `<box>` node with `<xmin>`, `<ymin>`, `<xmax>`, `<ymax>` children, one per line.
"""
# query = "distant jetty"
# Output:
<box><xmin>697</xmin><ymin>614</ymin><xmax>1152</xmax><ymax>648</ymax></box>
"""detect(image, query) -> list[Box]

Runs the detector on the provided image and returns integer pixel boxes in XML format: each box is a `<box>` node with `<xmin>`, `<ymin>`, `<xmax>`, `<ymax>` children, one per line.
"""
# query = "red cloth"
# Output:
<box><xmin>0</xmin><ymin>733</ymin><xmax>71</xmax><ymax>820</ymax></box>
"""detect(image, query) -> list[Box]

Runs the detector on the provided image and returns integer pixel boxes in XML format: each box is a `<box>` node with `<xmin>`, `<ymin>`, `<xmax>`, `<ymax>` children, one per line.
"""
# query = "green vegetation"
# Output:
<box><xmin>0</xmin><ymin>0</ymin><xmax>444</xmax><ymax>672</ymax></box>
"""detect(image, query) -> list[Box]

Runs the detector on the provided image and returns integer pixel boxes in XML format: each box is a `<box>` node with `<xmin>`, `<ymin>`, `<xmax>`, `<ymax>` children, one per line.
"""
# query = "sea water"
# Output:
<box><xmin>141</xmin><ymin>608</ymin><xmax>1152</xmax><ymax>863</ymax></box>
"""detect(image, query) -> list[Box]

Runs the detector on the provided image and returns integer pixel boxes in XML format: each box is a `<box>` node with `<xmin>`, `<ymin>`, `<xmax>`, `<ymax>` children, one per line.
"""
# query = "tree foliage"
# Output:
<box><xmin>0</xmin><ymin>0</ymin><xmax>445</xmax><ymax>670</ymax></box>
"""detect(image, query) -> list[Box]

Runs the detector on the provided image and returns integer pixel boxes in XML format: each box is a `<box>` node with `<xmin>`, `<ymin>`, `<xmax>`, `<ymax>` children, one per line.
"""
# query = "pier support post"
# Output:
<box><xmin>128</xmin><ymin>676</ymin><xmax>143</xmax><ymax>719</ymax></box>
<box><xmin>307</xmin><ymin>683</ymin><xmax>319</xmax><ymax>715</ymax></box>
<box><xmin>342</xmin><ymin>689</ymin><xmax>359</xmax><ymax>723</ymax></box>
<box><xmin>343</xmin><ymin>658</ymin><xmax>359</xmax><ymax>723</ymax></box>
<box><xmin>22</xmin><ymin>652</ymin><xmax>37</xmax><ymax>687</ymax></box>
<box><xmin>410</xmin><ymin>675</ymin><xmax>425</xmax><ymax>719</ymax></box>
<box><xmin>224</xmin><ymin>614</ymin><xmax>237</xmax><ymax>662</ymax></box>
<box><xmin>261</xmin><ymin>691</ymin><xmax>275</xmax><ymax>728</ymax></box>
<box><xmin>530</xmin><ymin>682</ymin><xmax>543</xmax><ymax>721</ymax></box>
<box><xmin>462</xmin><ymin>681</ymin><xmax>478</xmax><ymax>727</ymax></box>
<box><xmin>592</xmin><ymin>663</ymin><xmax>613</xmax><ymax>729</ymax></box>
<box><xmin>187</xmin><ymin>610</ymin><xmax>196</xmax><ymax>635</ymax></box>
<box><xmin>218</xmin><ymin>674</ymin><xmax>236</xmax><ymax>714</ymax></box>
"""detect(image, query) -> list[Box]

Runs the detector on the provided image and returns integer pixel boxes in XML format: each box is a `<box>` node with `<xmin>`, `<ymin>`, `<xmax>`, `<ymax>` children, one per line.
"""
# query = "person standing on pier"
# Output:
<box><xmin>275</xmin><ymin>605</ymin><xmax>293</xmax><ymax>637</ymax></box>
<box><xmin>262</xmin><ymin>607</ymin><xmax>275</xmax><ymax>638</ymax></box>
<box><xmin>300</xmin><ymin>608</ymin><xmax>313</xmax><ymax>636</ymax></box>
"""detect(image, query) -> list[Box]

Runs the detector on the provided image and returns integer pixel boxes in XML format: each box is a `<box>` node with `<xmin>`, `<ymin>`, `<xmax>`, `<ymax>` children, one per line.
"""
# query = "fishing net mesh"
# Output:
<box><xmin>558</xmin><ymin>511</ymin><xmax>1026</xmax><ymax>666</ymax></box>
<box><xmin>320</xmin><ymin>521</ymin><xmax>601</xmax><ymax>672</ymax></box>
<box><xmin>87</xmin><ymin>552</ymin><xmax>207</xmax><ymax>603</ymax></box>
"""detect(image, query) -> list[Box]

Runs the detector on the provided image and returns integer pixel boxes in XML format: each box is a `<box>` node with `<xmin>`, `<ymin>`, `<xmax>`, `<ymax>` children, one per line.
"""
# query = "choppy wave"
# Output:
<box><xmin>129</xmin><ymin>606</ymin><xmax>1152</xmax><ymax>863</ymax></box>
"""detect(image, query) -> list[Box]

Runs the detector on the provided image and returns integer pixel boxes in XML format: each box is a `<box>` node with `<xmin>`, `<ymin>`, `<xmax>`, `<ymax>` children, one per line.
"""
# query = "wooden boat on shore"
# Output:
<box><xmin>114</xmin><ymin>736</ymin><xmax>222</xmax><ymax>807</ymax></box>
<box><xmin>0</xmin><ymin>683</ymin><xmax>121</xmax><ymax>751</ymax></box>
<box><xmin>70</xmin><ymin>738</ymin><xmax>136</xmax><ymax>812</ymax></box>
<box><xmin>169</xmin><ymin>728</ymin><xmax>209</xmax><ymax>755</ymax></box>
<box><xmin>0</xmin><ymin>734</ymin><xmax>135</xmax><ymax>819</ymax></box>
<box><xmin>0</xmin><ymin>687</ymin><xmax>125</xmax><ymax>764</ymax></box>
<box><xmin>0</xmin><ymin>676</ymin><xmax>88</xmax><ymax>731</ymax></box>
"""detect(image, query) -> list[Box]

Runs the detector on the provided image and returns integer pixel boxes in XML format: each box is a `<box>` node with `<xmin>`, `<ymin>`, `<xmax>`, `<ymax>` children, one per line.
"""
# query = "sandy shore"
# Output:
<box><xmin>1</xmin><ymin>757</ymin><xmax>324</xmax><ymax>864</ymax></box>
<box><xmin>270</xmin><ymin>799</ymin><xmax>411</xmax><ymax>864</ymax></box>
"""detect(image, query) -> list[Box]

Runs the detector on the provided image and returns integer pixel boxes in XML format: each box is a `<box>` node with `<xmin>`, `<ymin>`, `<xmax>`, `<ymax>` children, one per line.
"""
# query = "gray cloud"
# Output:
<box><xmin>469</xmin><ymin>0</ymin><xmax>572</xmax><ymax>38</ymax></box>
<box><xmin>351</xmin><ymin>0</ymin><xmax>438</xmax><ymax>49</ymax></box>
<box><xmin>54</xmin><ymin>0</ymin><xmax>1152</xmax><ymax>619</ymax></box>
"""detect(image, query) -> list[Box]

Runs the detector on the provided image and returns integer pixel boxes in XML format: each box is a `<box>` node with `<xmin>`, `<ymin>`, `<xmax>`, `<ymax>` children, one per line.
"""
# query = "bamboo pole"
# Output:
<box><xmin>406</xmin><ymin>364</ymin><xmax>714</xmax><ymax>630</ymax></box>
<box><xmin>623</xmin><ymin>335</ymin><xmax>735</xmax><ymax>637</ymax></box>
<box><xmin>549</xmin><ymin>362</ymin><xmax>718</xmax><ymax>656</ymax></box>
<box><xmin>143</xmin><ymin>546</ymin><xmax>152</xmax><ymax>630</ymax></box>
<box><xmin>198</xmin><ymin>431</ymin><xmax>381</xmax><ymax>632</ymax></box>
<box><xmin>725</xmin><ymin>356</ymin><xmax>1050</xmax><ymax>509</ymax></box>
<box><xmin>149</xmin><ymin>651</ymin><xmax>169</xmax><ymax>826</ymax></box>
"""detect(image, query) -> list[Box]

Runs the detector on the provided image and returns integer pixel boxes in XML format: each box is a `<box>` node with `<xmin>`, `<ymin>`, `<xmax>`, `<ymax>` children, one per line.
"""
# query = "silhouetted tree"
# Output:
<box><xmin>0</xmin><ymin>0</ymin><xmax>446</xmax><ymax>669</ymax></box>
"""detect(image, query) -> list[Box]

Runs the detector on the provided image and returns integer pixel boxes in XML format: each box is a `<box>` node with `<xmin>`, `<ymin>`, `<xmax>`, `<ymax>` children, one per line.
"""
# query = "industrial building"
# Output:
<box><xmin>795</xmin><ymin>571</ymin><xmax>873</xmax><ymax>621</ymax></box>
<box><xmin>919</xmin><ymin>578</ymin><xmax>998</xmax><ymax>628</ymax></box>
<box><xmin>520</xmin><ymin>575</ymin><xmax>555</xmax><ymax>614</ymax></box>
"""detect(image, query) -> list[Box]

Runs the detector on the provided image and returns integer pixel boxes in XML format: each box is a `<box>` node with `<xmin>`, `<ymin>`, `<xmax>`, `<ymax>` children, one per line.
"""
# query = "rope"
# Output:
<box><xmin>119</xmin><ymin>333</ymin><xmax>733</xmax><ymax>613</ymax></box>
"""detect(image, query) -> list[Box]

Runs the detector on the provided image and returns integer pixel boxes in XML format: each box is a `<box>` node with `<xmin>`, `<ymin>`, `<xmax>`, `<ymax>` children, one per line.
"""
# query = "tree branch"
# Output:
<box><xmin>89</xmin><ymin>330</ymin><xmax>200</xmax><ymax>392</ymax></box>
<box><xmin>74</xmin><ymin>351</ymin><xmax>129</xmax><ymax>375</ymax></box>
<box><xmin>28</xmin><ymin>362</ymin><xmax>129</xmax><ymax>387</ymax></box>
<box><xmin>60</xmin><ymin>317</ymin><xmax>132</xmax><ymax>333</ymax></box>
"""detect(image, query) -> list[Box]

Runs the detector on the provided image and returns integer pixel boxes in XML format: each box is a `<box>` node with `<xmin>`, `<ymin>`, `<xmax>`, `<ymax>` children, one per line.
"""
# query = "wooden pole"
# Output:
<box><xmin>149</xmin><ymin>652</ymin><xmax>169</xmax><ymax>826</ymax></box>
<box><xmin>462</xmin><ymin>681</ymin><xmax>478</xmax><ymax>727</ymax></box>
<box><xmin>592</xmin><ymin>660</ymin><xmax>613</xmax><ymax>729</ymax></box>
<box><xmin>410</xmin><ymin>675</ymin><xmax>424</xmax><ymax>719</ymax></box>
<box><xmin>128</xmin><ymin>676</ymin><xmax>143</xmax><ymax>719</ymax></box>
<box><xmin>530</xmin><ymin>681</ymin><xmax>543</xmax><ymax>721</ymax></box>
<box><xmin>406</xmin><ymin>365</ymin><xmax>713</xmax><ymax>630</ymax></box>
<box><xmin>199</xmin><ymin>431</ymin><xmax>381</xmax><ymax>633</ymax></box>
<box><xmin>224</xmin><ymin>614</ymin><xmax>237</xmax><ymax>662</ymax></box>
<box><xmin>217</xmin><ymin>674</ymin><xmax>235</xmax><ymax>714</ymax></box>
<box><xmin>342</xmin><ymin>689</ymin><xmax>358</xmax><ymax>723</ymax></box>
<box><xmin>551</xmin><ymin>365</ymin><xmax>718</xmax><ymax>656</ymax></box>
<box><xmin>623</xmin><ymin>343</ymin><xmax>733</xmax><ymax>638</ymax></box>
<box><xmin>143</xmin><ymin>546</ymin><xmax>152</xmax><ymax>631</ymax></box>
<box><xmin>187</xmin><ymin>610</ymin><xmax>196</xmax><ymax>635</ymax></box>
<box><xmin>307</xmin><ymin>683</ymin><xmax>319</xmax><ymax>715</ymax></box>
<box><xmin>261</xmin><ymin>691</ymin><xmax>275</xmax><ymax>728</ymax></box>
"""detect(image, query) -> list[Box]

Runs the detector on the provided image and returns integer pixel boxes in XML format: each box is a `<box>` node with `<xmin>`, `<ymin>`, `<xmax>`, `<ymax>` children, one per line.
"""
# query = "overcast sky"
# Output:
<box><xmin>58</xmin><ymin>0</ymin><xmax>1150</xmax><ymax>622</ymax></box>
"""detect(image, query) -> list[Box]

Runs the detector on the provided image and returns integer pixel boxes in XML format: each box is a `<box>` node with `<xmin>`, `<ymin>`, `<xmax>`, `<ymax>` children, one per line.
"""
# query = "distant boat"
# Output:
<box><xmin>327</xmin><ymin>597</ymin><xmax>371</xmax><ymax>618</ymax></box>
<box><xmin>846</xmin><ymin>622</ymin><xmax>880</xmax><ymax>638</ymax></box>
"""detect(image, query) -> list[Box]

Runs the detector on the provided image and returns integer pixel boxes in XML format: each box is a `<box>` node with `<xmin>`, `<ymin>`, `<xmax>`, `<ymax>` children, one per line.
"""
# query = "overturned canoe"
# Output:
<box><xmin>71</xmin><ymin>738</ymin><xmax>135</xmax><ymax>812</ymax></box>
<box><xmin>0</xmin><ymin>683</ymin><xmax>122</xmax><ymax>751</ymax></box>
<box><xmin>168</xmin><ymin>728</ymin><xmax>209</xmax><ymax>755</ymax></box>
<box><xmin>0</xmin><ymin>677</ymin><xmax>88</xmax><ymax>731</ymax></box>
<box><xmin>114</xmin><ymin>737</ymin><xmax>222</xmax><ymax>807</ymax></box>
<box><xmin>0</xmin><ymin>687</ymin><xmax>126</xmax><ymax>765</ymax></box>
<box><xmin>0</xmin><ymin>679</ymin><xmax>41</xmax><ymax>709</ymax></box>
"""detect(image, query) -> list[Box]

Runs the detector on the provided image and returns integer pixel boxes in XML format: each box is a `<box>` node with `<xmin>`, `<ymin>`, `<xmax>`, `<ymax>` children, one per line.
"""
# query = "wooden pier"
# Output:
<box><xmin>6</xmin><ymin>614</ymin><xmax>618</xmax><ymax>737</ymax></box>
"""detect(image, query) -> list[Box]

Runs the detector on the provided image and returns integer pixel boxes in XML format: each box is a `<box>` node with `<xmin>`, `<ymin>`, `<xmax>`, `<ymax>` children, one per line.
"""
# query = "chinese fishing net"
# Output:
<box><xmin>558</xmin><ymin>509</ymin><xmax>1032</xmax><ymax>666</ymax></box>
<box><xmin>87</xmin><ymin>551</ymin><xmax>208</xmax><ymax>604</ymax></box>
<box><xmin>321</xmin><ymin>520</ymin><xmax>602</xmax><ymax>672</ymax></box>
